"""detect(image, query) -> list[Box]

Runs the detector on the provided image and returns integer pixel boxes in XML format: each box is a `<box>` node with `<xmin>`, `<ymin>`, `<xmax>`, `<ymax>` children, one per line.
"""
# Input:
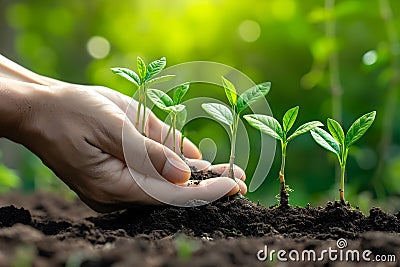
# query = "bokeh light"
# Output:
<box><xmin>362</xmin><ymin>50</ymin><xmax>378</xmax><ymax>65</ymax></box>
<box><xmin>238</xmin><ymin>20</ymin><xmax>261</xmax><ymax>43</ymax></box>
<box><xmin>87</xmin><ymin>36</ymin><xmax>110</xmax><ymax>59</ymax></box>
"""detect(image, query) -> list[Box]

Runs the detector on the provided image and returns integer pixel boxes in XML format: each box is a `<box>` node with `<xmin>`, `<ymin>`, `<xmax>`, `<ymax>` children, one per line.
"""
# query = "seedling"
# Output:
<box><xmin>147</xmin><ymin>83</ymin><xmax>190</xmax><ymax>154</ymax></box>
<box><xmin>202</xmin><ymin>77</ymin><xmax>270</xmax><ymax>184</ymax></box>
<box><xmin>111</xmin><ymin>56</ymin><xmax>175</xmax><ymax>135</ymax></box>
<box><xmin>310</xmin><ymin>111</ymin><xmax>376</xmax><ymax>204</ymax></box>
<box><xmin>244</xmin><ymin>106</ymin><xmax>322</xmax><ymax>206</ymax></box>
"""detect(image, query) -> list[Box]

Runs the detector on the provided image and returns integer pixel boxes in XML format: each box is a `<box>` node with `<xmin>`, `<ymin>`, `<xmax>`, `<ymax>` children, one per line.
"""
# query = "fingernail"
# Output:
<box><xmin>162</xmin><ymin>157</ymin><xmax>190</xmax><ymax>182</ymax></box>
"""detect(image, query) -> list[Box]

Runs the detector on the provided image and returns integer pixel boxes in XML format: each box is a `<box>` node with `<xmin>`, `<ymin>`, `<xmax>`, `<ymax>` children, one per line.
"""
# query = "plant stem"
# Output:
<box><xmin>172</xmin><ymin>113</ymin><xmax>177</xmax><ymax>152</ymax></box>
<box><xmin>141</xmin><ymin>83</ymin><xmax>147</xmax><ymax>135</ymax></box>
<box><xmin>339</xmin><ymin>165</ymin><xmax>345</xmax><ymax>204</ymax></box>
<box><xmin>279</xmin><ymin>141</ymin><xmax>289</xmax><ymax>206</ymax></box>
<box><xmin>162</xmin><ymin>124</ymin><xmax>172</xmax><ymax>146</ymax></box>
<box><xmin>136</xmin><ymin>85</ymin><xmax>142</xmax><ymax>130</ymax></box>
<box><xmin>228</xmin><ymin>114</ymin><xmax>239</xmax><ymax>180</ymax></box>
<box><xmin>180</xmin><ymin>128</ymin><xmax>185</xmax><ymax>158</ymax></box>
<box><xmin>339</xmin><ymin>147</ymin><xmax>347</xmax><ymax>204</ymax></box>
<box><xmin>228</xmin><ymin>112</ymin><xmax>243</xmax><ymax>199</ymax></box>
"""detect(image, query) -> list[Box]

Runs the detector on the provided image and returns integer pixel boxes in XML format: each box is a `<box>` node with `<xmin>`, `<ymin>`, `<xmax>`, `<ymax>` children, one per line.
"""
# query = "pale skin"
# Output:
<box><xmin>0</xmin><ymin>54</ymin><xmax>247</xmax><ymax>212</ymax></box>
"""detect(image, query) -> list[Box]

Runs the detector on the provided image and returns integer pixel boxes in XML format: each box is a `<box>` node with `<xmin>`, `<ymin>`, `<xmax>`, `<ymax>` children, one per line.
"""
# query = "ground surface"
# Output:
<box><xmin>0</xmin><ymin>192</ymin><xmax>399</xmax><ymax>266</ymax></box>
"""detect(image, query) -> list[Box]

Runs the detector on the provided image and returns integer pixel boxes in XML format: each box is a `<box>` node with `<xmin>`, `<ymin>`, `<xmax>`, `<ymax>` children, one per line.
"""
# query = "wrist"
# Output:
<box><xmin>0</xmin><ymin>78</ymin><xmax>51</xmax><ymax>142</ymax></box>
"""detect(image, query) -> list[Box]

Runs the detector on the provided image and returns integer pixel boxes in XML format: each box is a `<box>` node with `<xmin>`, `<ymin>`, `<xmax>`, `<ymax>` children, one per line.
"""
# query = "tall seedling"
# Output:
<box><xmin>202</xmin><ymin>77</ymin><xmax>270</xmax><ymax>187</ymax></box>
<box><xmin>111</xmin><ymin>57</ymin><xmax>175</xmax><ymax>135</ymax></box>
<box><xmin>147</xmin><ymin>83</ymin><xmax>190</xmax><ymax>156</ymax></box>
<box><xmin>244</xmin><ymin>107</ymin><xmax>322</xmax><ymax>206</ymax></box>
<box><xmin>310</xmin><ymin>111</ymin><xmax>376</xmax><ymax>204</ymax></box>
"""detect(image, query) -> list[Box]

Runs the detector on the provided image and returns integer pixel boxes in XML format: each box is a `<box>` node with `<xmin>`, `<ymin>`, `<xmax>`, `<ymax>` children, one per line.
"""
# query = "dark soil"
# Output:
<box><xmin>0</xmin><ymin>192</ymin><xmax>399</xmax><ymax>266</ymax></box>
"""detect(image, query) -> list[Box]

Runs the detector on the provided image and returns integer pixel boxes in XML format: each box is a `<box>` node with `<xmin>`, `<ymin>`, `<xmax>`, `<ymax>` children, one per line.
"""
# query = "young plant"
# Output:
<box><xmin>310</xmin><ymin>111</ymin><xmax>376</xmax><ymax>204</ymax></box>
<box><xmin>244</xmin><ymin>106</ymin><xmax>323</xmax><ymax>206</ymax></box>
<box><xmin>202</xmin><ymin>77</ymin><xmax>271</xmax><ymax>183</ymax></box>
<box><xmin>111</xmin><ymin>56</ymin><xmax>175</xmax><ymax>135</ymax></box>
<box><xmin>147</xmin><ymin>83</ymin><xmax>190</xmax><ymax>154</ymax></box>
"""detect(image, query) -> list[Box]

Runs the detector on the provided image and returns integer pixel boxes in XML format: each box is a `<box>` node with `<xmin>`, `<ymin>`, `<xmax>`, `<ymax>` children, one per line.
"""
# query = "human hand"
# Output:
<box><xmin>2</xmin><ymin>79</ymin><xmax>246</xmax><ymax>212</ymax></box>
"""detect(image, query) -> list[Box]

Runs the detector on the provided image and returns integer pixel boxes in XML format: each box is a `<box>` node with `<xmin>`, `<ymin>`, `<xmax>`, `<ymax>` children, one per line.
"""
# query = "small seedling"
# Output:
<box><xmin>111</xmin><ymin>56</ymin><xmax>175</xmax><ymax>135</ymax></box>
<box><xmin>202</xmin><ymin>77</ymin><xmax>270</xmax><ymax>185</ymax></box>
<box><xmin>244</xmin><ymin>106</ymin><xmax>322</xmax><ymax>206</ymax></box>
<box><xmin>147</xmin><ymin>83</ymin><xmax>190</xmax><ymax>154</ymax></box>
<box><xmin>310</xmin><ymin>111</ymin><xmax>376</xmax><ymax>204</ymax></box>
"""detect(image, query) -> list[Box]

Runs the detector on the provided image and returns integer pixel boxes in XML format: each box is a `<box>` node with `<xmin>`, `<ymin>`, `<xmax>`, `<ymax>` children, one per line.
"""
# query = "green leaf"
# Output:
<box><xmin>283</xmin><ymin>106</ymin><xmax>299</xmax><ymax>133</ymax></box>
<box><xmin>147</xmin><ymin>89</ymin><xmax>173</xmax><ymax>110</ymax></box>
<box><xmin>310</xmin><ymin>127</ymin><xmax>340</xmax><ymax>155</ymax></box>
<box><xmin>243</xmin><ymin>114</ymin><xmax>283</xmax><ymax>141</ymax></box>
<box><xmin>345</xmin><ymin>111</ymin><xmax>376</xmax><ymax>148</ymax></box>
<box><xmin>202</xmin><ymin>103</ymin><xmax>233</xmax><ymax>126</ymax></box>
<box><xmin>164</xmin><ymin>104</ymin><xmax>186</xmax><ymax>113</ymax></box>
<box><xmin>146</xmin><ymin>75</ymin><xmax>175</xmax><ymax>86</ymax></box>
<box><xmin>146</xmin><ymin>57</ymin><xmax>167</xmax><ymax>80</ymax></box>
<box><xmin>137</xmin><ymin>56</ymin><xmax>147</xmax><ymax>81</ymax></box>
<box><xmin>237</xmin><ymin>82</ymin><xmax>271</xmax><ymax>114</ymax></box>
<box><xmin>221</xmin><ymin>76</ymin><xmax>237</xmax><ymax>107</ymax></box>
<box><xmin>287</xmin><ymin>121</ymin><xmax>323</xmax><ymax>141</ymax></box>
<box><xmin>327</xmin><ymin>118</ymin><xmax>345</xmax><ymax>145</ymax></box>
<box><xmin>110</xmin><ymin>67</ymin><xmax>140</xmax><ymax>87</ymax></box>
<box><xmin>173</xmin><ymin>83</ymin><xmax>190</xmax><ymax>105</ymax></box>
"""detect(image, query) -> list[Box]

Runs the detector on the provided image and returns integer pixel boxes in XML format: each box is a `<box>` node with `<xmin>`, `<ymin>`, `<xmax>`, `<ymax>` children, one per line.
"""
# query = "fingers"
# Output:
<box><xmin>138</xmin><ymin>174</ymin><xmax>242</xmax><ymax>206</ymax></box>
<box><xmin>147</xmin><ymin>116</ymin><xmax>202</xmax><ymax>159</ymax></box>
<box><xmin>88</xmin><ymin>101</ymin><xmax>191</xmax><ymax>185</ymax></box>
<box><xmin>122</xmin><ymin>120</ymin><xmax>191</xmax><ymax>184</ymax></box>
<box><xmin>93</xmin><ymin>86</ymin><xmax>202</xmax><ymax>160</ymax></box>
<box><xmin>209</xmin><ymin>164</ymin><xmax>246</xmax><ymax>181</ymax></box>
<box><xmin>185</xmin><ymin>158</ymin><xmax>211</xmax><ymax>171</ymax></box>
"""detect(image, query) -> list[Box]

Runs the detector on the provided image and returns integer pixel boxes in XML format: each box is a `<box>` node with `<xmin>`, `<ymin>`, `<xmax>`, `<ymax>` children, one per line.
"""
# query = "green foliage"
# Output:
<box><xmin>311</xmin><ymin>111</ymin><xmax>376</xmax><ymax>203</ymax></box>
<box><xmin>147</xmin><ymin>83</ymin><xmax>190</xmax><ymax>153</ymax></box>
<box><xmin>202</xmin><ymin>76</ymin><xmax>270</xmax><ymax>180</ymax></box>
<box><xmin>202</xmin><ymin>103</ymin><xmax>233</xmax><ymax>126</ymax></box>
<box><xmin>110</xmin><ymin>68</ymin><xmax>140</xmax><ymax>88</ymax></box>
<box><xmin>221</xmin><ymin>76</ymin><xmax>237</xmax><ymax>107</ymax></box>
<box><xmin>174</xmin><ymin>234</ymin><xmax>200</xmax><ymax>261</ymax></box>
<box><xmin>310</xmin><ymin>127</ymin><xmax>341</xmax><ymax>155</ymax></box>
<box><xmin>137</xmin><ymin>56</ymin><xmax>147</xmax><ymax>82</ymax></box>
<box><xmin>11</xmin><ymin>244</ymin><xmax>36</xmax><ymax>267</ymax></box>
<box><xmin>244</xmin><ymin>106</ymin><xmax>322</xmax><ymax>205</ymax></box>
<box><xmin>0</xmin><ymin>164</ymin><xmax>21</xmax><ymax>193</ymax></box>
<box><xmin>311</xmin><ymin>111</ymin><xmax>376</xmax><ymax>161</ymax></box>
<box><xmin>244</xmin><ymin>106</ymin><xmax>322</xmax><ymax>144</ymax></box>
<box><xmin>111</xmin><ymin>56</ymin><xmax>174</xmax><ymax>135</ymax></box>
<box><xmin>0</xmin><ymin>150</ymin><xmax>21</xmax><ymax>193</ymax></box>
<box><xmin>236</xmin><ymin>83</ymin><xmax>271</xmax><ymax>114</ymax></box>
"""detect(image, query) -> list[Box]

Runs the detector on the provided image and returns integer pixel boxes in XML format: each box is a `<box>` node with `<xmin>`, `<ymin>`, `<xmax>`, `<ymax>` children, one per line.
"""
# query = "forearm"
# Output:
<box><xmin>0</xmin><ymin>77</ymin><xmax>47</xmax><ymax>142</ymax></box>
<box><xmin>0</xmin><ymin>54</ymin><xmax>64</xmax><ymax>86</ymax></box>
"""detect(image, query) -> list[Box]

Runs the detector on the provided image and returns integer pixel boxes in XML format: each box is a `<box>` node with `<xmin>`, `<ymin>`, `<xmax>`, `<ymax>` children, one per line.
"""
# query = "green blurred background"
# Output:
<box><xmin>0</xmin><ymin>0</ymin><xmax>399</xmax><ymax>213</ymax></box>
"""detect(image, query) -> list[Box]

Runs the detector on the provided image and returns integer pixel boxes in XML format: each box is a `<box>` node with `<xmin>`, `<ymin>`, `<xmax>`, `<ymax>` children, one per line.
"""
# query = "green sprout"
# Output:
<box><xmin>202</xmin><ymin>76</ymin><xmax>270</xmax><ymax>185</ymax></box>
<box><xmin>147</xmin><ymin>83</ymin><xmax>190</xmax><ymax>155</ymax></box>
<box><xmin>111</xmin><ymin>56</ymin><xmax>175</xmax><ymax>135</ymax></box>
<box><xmin>310</xmin><ymin>111</ymin><xmax>376</xmax><ymax>204</ymax></box>
<box><xmin>244</xmin><ymin>106</ymin><xmax>322</xmax><ymax>206</ymax></box>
